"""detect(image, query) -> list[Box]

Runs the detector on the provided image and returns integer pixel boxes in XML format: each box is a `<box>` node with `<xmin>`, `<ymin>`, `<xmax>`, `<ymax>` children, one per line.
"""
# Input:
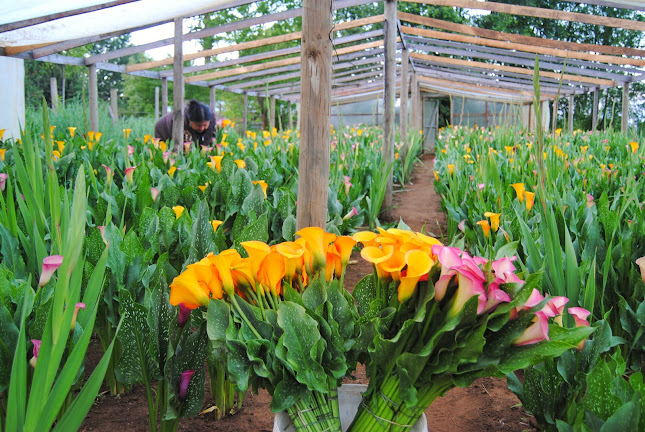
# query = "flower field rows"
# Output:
<box><xmin>1</xmin><ymin>102</ymin><xmax>644</xmax><ymax>431</ymax></box>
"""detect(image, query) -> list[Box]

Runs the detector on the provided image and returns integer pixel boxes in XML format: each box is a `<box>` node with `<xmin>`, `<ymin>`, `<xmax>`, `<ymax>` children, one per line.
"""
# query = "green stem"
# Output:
<box><xmin>230</xmin><ymin>296</ymin><xmax>263</xmax><ymax>340</ymax></box>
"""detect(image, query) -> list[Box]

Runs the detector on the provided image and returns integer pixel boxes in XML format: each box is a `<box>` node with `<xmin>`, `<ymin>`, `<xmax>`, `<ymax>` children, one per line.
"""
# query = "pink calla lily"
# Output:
<box><xmin>39</xmin><ymin>255</ymin><xmax>64</xmax><ymax>287</ymax></box>
<box><xmin>0</xmin><ymin>173</ymin><xmax>7</xmax><ymax>191</ymax></box>
<box><xmin>512</xmin><ymin>311</ymin><xmax>549</xmax><ymax>346</ymax></box>
<box><xmin>179</xmin><ymin>370</ymin><xmax>195</xmax><ymax>401</ymax></box>
<box><xmin>178</xmin><ymin>303</ymin><xmax>191</xmax><ymax>327</ymax></box>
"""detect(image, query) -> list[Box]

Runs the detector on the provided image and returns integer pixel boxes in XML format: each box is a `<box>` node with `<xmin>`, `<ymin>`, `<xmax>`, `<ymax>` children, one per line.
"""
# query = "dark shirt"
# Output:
<box><xmin>154</xmin><ymin>105</ymin><xmax>217</xmax><ymax>146</ymax></box>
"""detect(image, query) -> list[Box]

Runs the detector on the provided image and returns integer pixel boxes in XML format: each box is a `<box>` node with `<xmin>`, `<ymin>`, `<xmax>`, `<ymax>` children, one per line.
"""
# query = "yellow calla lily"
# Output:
<box><xmin>525</xmin><ymin>191</ymin><xmax>536</xmax><ymax>211</ymax></box>
<box><xmin>476</xmin><ymin>220</ymin><xmax>490</xmax><ymax>238</ymax></box>
<box><xmin>510</xmin><ymin>183</ymin><xmax>525</xmax><ymax>203</ymax></box>
<box><xmin>172</xmin><ymin>206</ymin><xmax>185</xmax><ymax>219</ymax></box>
<box><xmin>211</xmin><ymin>220</ymin><xmax>223</xmax><ymax>233</ymax></box>
<box><xmin>253</xmin><ymin>180</ymin><xmax>268</xmax><ymax>198</ymax></box>
<box><xmin>168</xmin><ymin>166</ymin><xmax>177</xmax><ymax>178</ymax></box>
<box><xmin>276</xmin><ymin>241</ymin><xmax>305</xmax><ymax>282</ymax></box>
<box><xmin>398</xmin><ymin>249</ymin><xmax>434</xmax><ymax>302</ymax></box>
<box><xmin>68</xmin><ymin>127</ymin><xmax>76</xmax><ymax>138</ymax></box>
<box><xmin>352</xmin><ymin>231</ymin><xmax>379</xmax><ymax>248</ymax></box>
<box><xmin>0</xmin><ymin>149</ymin><xmax>6</xmax><ymax>162</ymax></box>
<box><xmin>483</xmin><ymin>212</ymin><xmax>501</xmax><ymax>232</ymax></box>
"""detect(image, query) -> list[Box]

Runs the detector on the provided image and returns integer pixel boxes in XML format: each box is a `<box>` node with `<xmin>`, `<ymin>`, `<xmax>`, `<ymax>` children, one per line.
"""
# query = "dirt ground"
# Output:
<box><xmin>81</xmin><ymin>153</ymin><xmax>536</xmax><ymax>432</ymax></box>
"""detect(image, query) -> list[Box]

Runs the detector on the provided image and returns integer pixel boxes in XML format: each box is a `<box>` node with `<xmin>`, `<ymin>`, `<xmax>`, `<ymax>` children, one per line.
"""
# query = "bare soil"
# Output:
<box><xmin>81</xmin><ymin>153</ymin><xmax>536</xmax><ymax>432</ymax></box>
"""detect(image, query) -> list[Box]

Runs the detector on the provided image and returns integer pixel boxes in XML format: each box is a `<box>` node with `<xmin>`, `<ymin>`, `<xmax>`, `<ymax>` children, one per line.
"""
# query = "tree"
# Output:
<box><xmin>473</xmin><ymin>0</ymin><xmax>645</xmax><ymax>131</ymax></box>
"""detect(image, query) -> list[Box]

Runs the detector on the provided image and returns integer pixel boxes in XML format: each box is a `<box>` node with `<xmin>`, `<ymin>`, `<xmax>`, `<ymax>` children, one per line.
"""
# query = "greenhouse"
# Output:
<box><xmin>1</xmin><ymin>1</ymin><xmax>645</xmax><ymax>431</ymax></box>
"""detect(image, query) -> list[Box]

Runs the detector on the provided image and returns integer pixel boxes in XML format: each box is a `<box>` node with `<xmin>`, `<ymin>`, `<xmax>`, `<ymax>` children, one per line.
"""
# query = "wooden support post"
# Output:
<box><xmin>288</xmin><ymin>101</ymin><xmax>294</xmax><ymax>131</ymax></box>
<box><xmin>449</xmin><ymin>95</ymin><xmax>454</xmax><ymax>127</ymax></box>
<box><xmin>382</xmin><ymin>0</ymin><xmax>396</xmax><ymax>219</ymax></box>
<box><xmin>270</xmin><ymin>95</ymin><xmax>276</xmax><ymax>131</ymax></box>
<box><xmin>110</xmin><ymin>88</ymin><xmax>119</xmax><ymax>123</ymax></box>
<box><xmin>88</xmin><ymin>63</ymin><xmax>99</xmax><ymax>132</ymax></box>
<box><xmin>296</xmin><ymin>0</ymin><xmax>332</xmax><ymax>230</ymax></box>
<box><xmin>50</xmin><ymin>77</ymin><xmax>58</xmax><ymax>112</ymax></box>
<box><xmin>410</xmin><ymin>73</ymin><xmax>417</xmax><ymax>131</ymax></box>
<box><xmin>210</xmin><ymin>85</ymin><xmax>216</xmax><ymax>115</ymax></box>
<box><xmin>552</xmin><ymin>98</ymin><xmax>558</xmax><ymax>134</ymax></box>
<box><xmin>155</xmin><ymin>87</ymin><xmax>160</xmax><ymax>121</ymax></box>
<box><xmin>592</xmin><ymin>86</ymin><xmax>599</xmax><ymax>131</ymax></box>
<box><xmin>568</xmin><ymin>95</ymin><xmax>574</xmax><ymax>133</ymax></box>
<box><xmin>400</xmin><ymin>47</ymin><xmax>410</xmax><ymax>156</ymax></box>
<box><xmin>296</xmin><ymin>101</ymin><xmax>301</xmax><ymax>131</ymax></box>
<box><xmin>172</xmin><ymin>17</ymin><xmax>185</xmax><ymax>152</ymax></box>
<box><xmin>622</xmin><ymin>82</ymin><xmax>629</xmax><ymax>133</ymax></box>
<box><xmin>243</xmin><ymin>92</ymin><xmax>248</xmax><ymax>133</ymax></box>
<box><xmin>161</xmin><ymin>77</ymin><xmax>168</xmax><ymax>115</ymax></box>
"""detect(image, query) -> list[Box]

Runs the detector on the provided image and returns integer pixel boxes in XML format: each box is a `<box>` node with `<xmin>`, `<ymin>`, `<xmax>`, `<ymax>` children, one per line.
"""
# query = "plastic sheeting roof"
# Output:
<box><xmin>0</xmin><ymin>0</ymin><xmax>230</xmax><ymax>47</ymax></box>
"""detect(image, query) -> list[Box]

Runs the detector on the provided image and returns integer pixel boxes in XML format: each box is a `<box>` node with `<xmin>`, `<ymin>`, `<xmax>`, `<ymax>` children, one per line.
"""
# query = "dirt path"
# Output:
<box><xmin>82</xmin><ymin>155</ymin><xmax>535</xmax><ymax>432</ymax></box>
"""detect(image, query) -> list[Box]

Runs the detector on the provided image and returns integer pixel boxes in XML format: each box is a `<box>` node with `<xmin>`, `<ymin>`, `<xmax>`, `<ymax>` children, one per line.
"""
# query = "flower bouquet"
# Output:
<box><xmin>169</xmin><ymin>225</ymin><xmax>593</xmax><ymax>432</ymax></box>
<box><xmin>346</xmin><ymin>227</ymin><xmax>594</xmax><ymax>431</ymax></box>
<box><xmin>169</xmin><ymin>227</ymin><xmax>368</xmax><ymax>431</ymax></box>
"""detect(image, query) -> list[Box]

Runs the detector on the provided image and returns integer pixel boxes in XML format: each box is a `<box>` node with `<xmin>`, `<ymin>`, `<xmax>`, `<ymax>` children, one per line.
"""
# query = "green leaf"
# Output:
<box><xmin>281</xmin><ymin>215</ymin><xmax>296</xmax><ymax>242</ymax></box>
<box><xmin>495</xmin><ymin>241</ymin><xmax>519</xmax><ymax>260</ymax></box>
<box><xmin>353</xmin><ymin>275</ymin><xmax>376</xmax><ymax>317</ymax></box>
<box><xmin>115</xmin><ymin>290</ymin><xmax>153</xmax><ymax>386</ymax></box>
<box><xmin>276</xmin><ymin>302</ymin><xmax>327</xmax><ymax>391</ymax></box>
<box><xmin>188</xmin><ymin>200</ymin><xmax>215</xmax><ymax>264</ymax></box>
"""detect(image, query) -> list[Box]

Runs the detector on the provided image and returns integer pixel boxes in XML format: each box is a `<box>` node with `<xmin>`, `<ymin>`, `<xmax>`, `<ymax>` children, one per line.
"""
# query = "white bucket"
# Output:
<box><xmin>273</xmin><ymin>384</ymin><xmax>428</xmax><ymax>432</ymax></box>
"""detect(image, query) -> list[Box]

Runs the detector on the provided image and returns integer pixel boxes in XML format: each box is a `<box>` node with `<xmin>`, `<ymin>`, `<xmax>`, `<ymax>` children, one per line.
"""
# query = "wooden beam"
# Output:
<box><xmin>405</xmin><ymin>0</ymin><xmax>645</xmax><ymax>32</ymax></box>
<box><xmin>88</xmin><ymin>64</ymin><xmax>98</xmax><ymax>131</ymax></box>
<box><xmin>383</xmin><ymin>0</ymin><xmax>396</xmax><ymax>218</ymax></box>
<box><xmin>402</xmin><ymin>25</ymin><xmax>645</xmax><ymax>68</ymax></box>
<box><xmin>186</xmin><ymin>40</ymin><xmax>388</xmax><ymax>83</ymax></box>
<box><xmin>296</xmin><ymin>0</ymin><xmax>332</xmax><ymax>230</ymax></box>
<box><xmin>172</xmin><ymin>18</ymin><xmax>184</xmax><ymax>152</ymax></box>
<box><xmin>398</xmin><ymin>12</ymin><xmax>645</xmax><ymax>59</ymax></box>
<box><xmin>410</xmin><ymin>52</ymin><xmax>614</xmax><ymax>87</ymax></box>
<box><xmin>567</xmin><ymin>0</ymin><xmax>645</xmax><ymax>12</ymax></box>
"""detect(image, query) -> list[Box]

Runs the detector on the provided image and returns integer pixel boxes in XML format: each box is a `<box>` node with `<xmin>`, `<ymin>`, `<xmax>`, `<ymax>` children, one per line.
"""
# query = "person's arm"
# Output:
<box><xmin>154</xmin><ymin>113</ymin><xmax>173</xmax><ymax>142</ymax></box>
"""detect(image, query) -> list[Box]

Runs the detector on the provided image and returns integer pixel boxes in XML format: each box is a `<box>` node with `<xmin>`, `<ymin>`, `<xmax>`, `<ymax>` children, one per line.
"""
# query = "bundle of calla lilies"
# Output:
<box><xmin>169</xmin><ymin>225</ymin><xmax>594</xmax><ymax>432</ymax></box>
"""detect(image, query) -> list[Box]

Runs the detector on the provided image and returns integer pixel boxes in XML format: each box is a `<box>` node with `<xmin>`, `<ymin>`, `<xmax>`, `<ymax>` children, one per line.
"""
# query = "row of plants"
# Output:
<box><xmin>433</xmin><ymin>120</ymin><xmax>645</xmax><ymax>430</ymax></box>
<box><xmin>0</xmin><ymin>101</ymin><xmax>424</xmax><ymax>430</ymax></box>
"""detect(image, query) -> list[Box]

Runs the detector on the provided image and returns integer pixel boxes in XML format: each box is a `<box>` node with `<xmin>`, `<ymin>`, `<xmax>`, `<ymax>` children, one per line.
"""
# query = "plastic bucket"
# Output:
<box><xmin>273</xmin><ymin>384</ymin><xmax>428</xmax><ymax>432</ymax></box>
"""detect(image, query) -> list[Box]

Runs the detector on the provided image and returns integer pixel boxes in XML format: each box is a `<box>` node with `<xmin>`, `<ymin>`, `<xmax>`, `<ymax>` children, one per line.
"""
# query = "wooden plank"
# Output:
<box><xmin>567</xmin><ymin>0</ymin><xmax>645</xmax><ymax>11</ymax></box>
<box><xmin>155</xmin><ymin>86</ymin><xmax>160</xmax><ymax>121</ymax></box>
<box><xmin>405</xmin><ymin>0</ymin><xmax>645</xmax><ymax>32</ymax></box>
<box><xmin>296</xmin><ymin>0</ymin><xmax>332</xmax><ymax>230</ymax></box>
<box><xmin>162</xmin><ymin>77</ymin><xmax>168</xmax><ymax>115</ymax></box>
<box><xmin>270</xmin><ymin>96</ymin><xmax>276</xmax><ymax>131</ymax></box>
<box><xmin>171</xmin><ymin>18</ymin><xmax>184</xmax><ymax>152</ymax></box>
<box><xmin>410</xmin><ymin>52</ymin><xmax>614</xmax><ymax>87</ymax></box>
<box><xmin>398</xmin><ymin>12</ymin><xmax>645</xmax><ymax>59</ymax></box>
<box><xmin>110</xmin><ymin>88</ymin><xmax>119</xmax><ymax>122</ymax></box>
<box><xmin>127</xmin><ymin>15</ymin><xmax>383</xmax><ymax>72</ymax></box>
<box><xmin>88</xmin><ymin>64</ymin><xmax>99</xmax><ymax>131</ymax></box>
<box><xmin>622</xmin><ymin>82</ymin><xmax>629</xmax><ymax>133</ymax></box>
<box><xmin>0</xmin><ymin>0</ymin><xmax>140</xmax><ymax>34</ymax></box>
<box><xmin>568</xmin><ymin>95</ymin><xmax>574</xmax><ymax>133</ymax></box>
<box><xmin>186</xmin><ymin>40</ymin><xmax>387</xmax><ymax>83</ymax></box>
<box><xmin>406</xmin><ymin>36</ymin><xmax>635</xmax><ymax>81</ymax></box>
<box><xmin>400</xmin><ymin>40</ymin><xmax>410</xmax><ymax>163</ymax></box>
<box><xmin>383</xmin><ymin>0</ymin><xmax>396</xmax><ymax>218</ymax></box>
<box><xmin>402</xmin><ymin>25</ymin><xmax>645</xmax><ymax>68</ymax></box>
<box><xmin>50</xmin><ymin>77</ymin><xmax>58</xmax><ymax>112</ymax></box>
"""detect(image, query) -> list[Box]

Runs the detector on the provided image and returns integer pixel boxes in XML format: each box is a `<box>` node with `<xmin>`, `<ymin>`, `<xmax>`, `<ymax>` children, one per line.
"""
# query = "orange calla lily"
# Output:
<box><xmin>211</xmin><ymin>220</ymin><xmax>223</xmax><ymax>233</ymax></box>
<box><xmin>525</xmin><ymin>192</ymin><xmax>536</xmax><ymax>211</ymax></box>
<box><xmin>510</xmin><ymin>183</ymin><xmax>525</xmax><ymax>203</ymax></box>
<box><xmin>241</xmin><ymin>241</ymin><xmax>271</xmax><ymax>282</ymax></box>
<box><xmin>379</xmin><ymin>250</ymin><xmax>406</xmax><ymax>282</ymax></box>
<box><xmin>209</xmin><ymin>249</ymin><xmax>242</xmax><ymax>296</ymax></box>
<box><xmin>169</xmin><ymin>265</ymin><xmax>212</xmax><ymax>309</ymax></box>
<box><xmin>325</xmin><ymin>249</ymin><xmax>342</xmax><ymax>282</ymax></box>
<box><xmin>334</xmin><ymin>236</ymin><xmax>356</xmax><ymax>268</ymax></box>
<box><xmin>276</xmin><ymin>241</ymin><xmax>305</xmax><ymax>282</ymax></box>
<box><xmin>352</xmin><ymin>231</ymin><xmax>379</xmax><ymax>248</ymax></box>
<box><xmin>296</xmin><ymin>227</ymin><xmax>335</xmax><ymax>272</ymax></box>
<box><xmin>476</xmin><ymin>220</ymin><xmax>491</xmax><ymax>238</ymax></box>
<box><xmin>398</xmin><ymin>250</ymin><xmax>434</xmax><ymax>302</ymax></box>
<box><xmin>258</xmin><ymin>251</ymin><xmax>286</xmax><ymax>296</ymax></box>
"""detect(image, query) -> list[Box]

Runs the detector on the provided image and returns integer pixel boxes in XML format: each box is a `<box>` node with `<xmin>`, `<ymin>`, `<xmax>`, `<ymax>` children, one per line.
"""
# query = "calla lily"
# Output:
<box><xmin>629</xmin><ymin>141</ymin><xmax>639</xmax><ymax>154</ymax></box>
<box><xmin>568</xmin><ymin>307</ymin><xmax>591</xmax><ymax>350</ymax></box>
<box><xmin>398</xmin><ymin>250</ymin><xmax>433</xmax><ymax>302</ymax></box>
<box><xmin>483</xmin><ymin>212</ymin><xmax>501</xmax><ymax>232</ymax></box>
<box><xmin>296</xmin><ymin>227</ymin><xmax>335</xmax><ymax>272</ymax></box>
<box><xmin>476</xmin><ymin>220</ymin><xmax>490</xmax><ymax>238</ymax></box>
<box><xmin>39</xmin><ymin>255</ymin><xmax>64</xmax><ymax>287</ymax></box>
<box><xmin>241</xmin><ymin>241</ymin><xmax>271</xmax><ymax>281</ymax></box>
<box><xmin>178</xmin><ymin>370</ymin><xmax>195</xmax><ymax>401</ymax></box>
<box><xmin>378</xmin><ymin>250</ymin><xmax>406</xmax><ymax>283</ymax></box>
<box><xmin>483</xmin><ymin>284</ymin><xmax>511</xmax><ymax>313</ymax></box>
<box><xmin>361</xmin><ymin>245</ymin><xmax>394</xmax><ymax>266</ymax></box>
<box><xmin>127</xmin><ymin>145</ymin><xmax>135</xmax><ymax>156</ymax></box>
<box><xmin>276</xmin><ymin>242</ymin><xmax>305</xmax><ymax>282</ymax></box>
<box><xmin>95</xmin><ymin>132</ymin><xmax>102</xmax><ymax>143</ymax></box>
<box><xmin>510</xmin><ymin>183</ymin><xmax>525</xmax><ymax>203</ymax></box>
<box><xmin>432</xmin><ymin>245</ymin><xmax>463</xmax><ymax>301</ymax></box>
<box><xmin>343</xmin><ymin>176</ymin><xmax>352</xmax><ymax>196</ymax></box>
<box><xmin>172</xmin><ymin>206</ymin><xmax>184</xmax><ymax>219</ymax></box>
<box><xmin>169</xmin><ymin>265</ymin><xmax>212</xmax><ymax>308</ymax></box>
<box><xmin>211</xmin><ymin>220</ymin><xmax>223</xmax><ymax>233</ymax></box>
<box><xmin>70</xmin><ymin>302</ymin><xmax>86</xmax><ymax>330</ymax></box>
<box><xmin>177</xmin><ymin>303</ymin><xmax>191</xmax><ymax>327</ymax></box>
<box><xmin>163</xmin><ymin>151</ymin><xmax>170</xmax><ymax>164</ymax></box>
<box><xmin>512</xmin><ymin>311</ymin><xmax>549</xmax><ymax>346</ymax></box>
<box><xmin>492</xmin><ymin>256</ymin><xmax>517</xmax><ymax>279</ymax></box>
<box><xmin>447</xmin><ymin>164</ymin><xmax>454</xmax><ymax>175</ymax></box>
<box><xmin>30</xmin><ymin>339</ymin><xmax>41</xmax><ymax>368</ymax></box>
<box><xmin>252</xmin><ymin>180</ymin><xmax>268</xmax><ymax>198</ymax></box>
<box><xmin>102</xmin><ymin>164</ymin><xmax>113</xmax><ymax>187</ymax></box>
<box><xmin>586</xmin><ymin>193</ymin><xmax>595</xmax><ymax>208</ymax></box>
<box><xmin>0</xmin><ymin>149</ymin><xmax>6</xmax><ymax>162</ymax></box>
<box><xmin>258</xmin><ymin>251</ymin><xmax>286</xmax><ymax>296</ymax></box>
<box><xmin>343</xmin><ymin>206</ymin><xmax>359</xmax><ymax>221</ymax></box>
<box><xmin>524</xmin><ymin>191</ymin><xmax>536</xmax><ymax>211</ymax></box>
<box><xmin>0</xmin><ymin>173</ymin><xmax>7</xmax><ymax>191</ymax></box>
<box><xmin>151</xmin><ymin>187</ymin><xmax>160</xmax><ymax>202</ymax></box>
<box><xmin>168</xmin><ymin>166</ymin><xmax>177</xmax><ymax>178</ymax></box>
<box><xmin>352</xmin><ymin>231</ymin><xmax>379</xmax><ymax>248</ymax></box>
<box><xmin>210</xmin><ymin>155</ymin><xmax>223</xmax><ymax>173</ymax></box>
<box><xmin>210</xmin><ymin>250</ymin><xmax>242</xmax><ymax>296</ymax></box>
<box><xmin>197</xmin><ymin>184</ymin><xmax>208</xmax><ymax>193</ymax></box>
<box><xmin>333</xmin><ymin>236</ymin><xmax>356</xmax><ymax>268</ymax></box>
<box><xmin>68</xmin><ymin>127</ymin><xmax>76</xmax><ymax>138</ymax></box>
<box><xmin>124</xmin><ymin>166</ymin><xmax>136</xmax><ymax>183</ymax></box>
<box><xmin>234</xmin><ymin>159</ymin><xmax>246</xmax><ymax>169</ymax></box>
<box><xmin>635</xmin><ymin>257</ymin><xmax>645</xmax><ymax>283</ymax></box>
<box><xmin>325</xmin><ymin>249</ymin><xmax>342</xmax><ymax>282</ymax></box>
<box><xmin>123</xmin><ymin>128</ymin><xmax>132</xmax><ymax>139</ymax></box>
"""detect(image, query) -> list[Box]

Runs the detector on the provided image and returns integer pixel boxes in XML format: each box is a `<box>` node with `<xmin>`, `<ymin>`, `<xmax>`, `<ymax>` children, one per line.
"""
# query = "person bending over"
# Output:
<box><xmin>154</xmin><ymin>99</ymin><xmax>216</xmax><ymax>151</ymax></box>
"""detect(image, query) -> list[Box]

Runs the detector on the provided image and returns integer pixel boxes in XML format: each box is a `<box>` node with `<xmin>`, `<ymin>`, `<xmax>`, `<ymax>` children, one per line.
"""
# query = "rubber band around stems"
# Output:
<box><xmin>359</xmin><ymin>400</ymin><xmax>414</xmax><ymax>429</ymax></box>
